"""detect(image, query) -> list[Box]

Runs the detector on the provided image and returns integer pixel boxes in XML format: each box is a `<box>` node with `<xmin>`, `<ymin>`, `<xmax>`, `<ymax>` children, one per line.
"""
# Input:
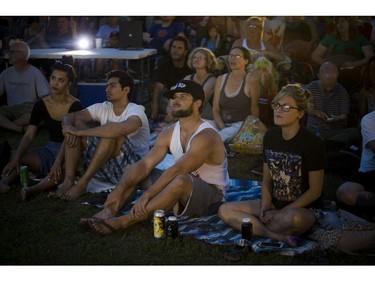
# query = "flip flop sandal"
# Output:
<box><xmin>79</xmin><ymin>217</ymin><xmax>100</xmax><ymax>229</ymax></box>
<box><xmin>88</xmin><ymin>218</ymin><xmax>122</xmax><ymax>236</ymax></box>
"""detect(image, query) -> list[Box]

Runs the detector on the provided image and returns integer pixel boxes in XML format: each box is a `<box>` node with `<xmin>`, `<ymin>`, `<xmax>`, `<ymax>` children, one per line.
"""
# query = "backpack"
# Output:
<box><xmin>230</xmin><ymin>115</ymin><xmax>268</xmax><ymax>155</ymax></box>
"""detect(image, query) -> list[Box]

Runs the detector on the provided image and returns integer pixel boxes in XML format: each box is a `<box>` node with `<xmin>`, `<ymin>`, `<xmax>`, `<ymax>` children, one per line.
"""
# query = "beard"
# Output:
<box><xmin>171</xmin><ymin>104</ymin><xmax>194</xmax><ymax>118</ymax></box>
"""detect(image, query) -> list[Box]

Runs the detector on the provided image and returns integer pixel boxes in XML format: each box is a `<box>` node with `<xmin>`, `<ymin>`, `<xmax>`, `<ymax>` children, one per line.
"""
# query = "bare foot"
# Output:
<box><xmin>90</xmin><ymin>217</ymin><xmax>123</xmax><ymax>235</ymax></box>
<box><xmin>92</xmin><ymin>207</ymin><xmax>118</xmax><ymax>220</ymax></box>
<box><xmin>60</xmin><ymin>180</ymin><xmax>88</xmax><ymax>201</ymax></box>
<box><xmin>0</xmin><ymin>182</ymin><xmax>11</xmax><ymax>193</ymax></box>
<box><xmin>48</xmin><ymin>180</ymin><xmax>74</xmax><ymax>199</ymax></box>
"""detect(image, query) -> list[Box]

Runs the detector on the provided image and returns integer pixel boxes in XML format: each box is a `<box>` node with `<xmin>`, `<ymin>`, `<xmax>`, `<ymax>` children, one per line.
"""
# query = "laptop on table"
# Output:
<box><xmin>119</xmin><ymin>20</ymin><xmax>144</xmax><ymax>50</ymax></box>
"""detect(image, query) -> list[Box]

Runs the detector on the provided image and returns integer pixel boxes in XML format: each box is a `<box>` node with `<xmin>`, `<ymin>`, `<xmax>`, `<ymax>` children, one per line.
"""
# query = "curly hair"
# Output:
<box><xmin>272</xmin><ymin>83</ymin><xmax>312</xmax><ymax>113</ymax></box>
<box><xmin>187</xmin><ymin>47</ymin><xmax>218</xmax><ymax>73</ymax></box>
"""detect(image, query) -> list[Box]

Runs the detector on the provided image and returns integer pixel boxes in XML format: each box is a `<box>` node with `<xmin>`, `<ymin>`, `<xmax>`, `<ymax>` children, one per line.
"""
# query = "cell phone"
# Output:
<box><xmin>326</xmin><ymin>117</ymin><xmax>334</xmax><ymax>121</ymax></box>
<box><xmin>258</xmin><ymin>241</ymin><xmax>284</xmax><ymax>248</ymax></box>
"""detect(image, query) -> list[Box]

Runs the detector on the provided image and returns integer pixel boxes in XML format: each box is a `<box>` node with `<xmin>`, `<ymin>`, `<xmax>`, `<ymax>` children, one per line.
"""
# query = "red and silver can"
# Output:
<box><xmin>153</xmin><ymin>210</ymin><xmax>166</xmax><ymax>238</ymax></box>
<box><xmin>19</xmin><ymin>166</ymin><xmax>30</xmax><ymax>188</ymax></box>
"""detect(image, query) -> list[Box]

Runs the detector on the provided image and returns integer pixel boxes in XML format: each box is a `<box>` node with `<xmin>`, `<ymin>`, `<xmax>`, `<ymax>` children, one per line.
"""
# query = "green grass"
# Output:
<box><xmin>0</xmin><ymin>128</ymin><xmax>373</xmax><ymax>265</ymax></box>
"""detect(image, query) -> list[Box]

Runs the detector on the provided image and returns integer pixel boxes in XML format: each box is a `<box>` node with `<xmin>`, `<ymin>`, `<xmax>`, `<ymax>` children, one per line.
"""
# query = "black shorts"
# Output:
<box><xmin>272</xmin><ymin>195</ymin><xmax>323</xmax><ymax>210</ymax></box>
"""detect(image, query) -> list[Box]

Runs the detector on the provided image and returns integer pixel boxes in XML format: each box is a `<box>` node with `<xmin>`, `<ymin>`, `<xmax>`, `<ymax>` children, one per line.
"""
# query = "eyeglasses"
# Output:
<box><xmin>247</xmin><ymin>24</ymin><xmax>260</xmax><ymax>29</ymax></box>
<box><xmin>228</xmin><ymin>54</ymin><xmax>243</xmax><ymax>59</ymax></box>
<box><xmin>271</xmin><ymin>102</ymin><xmax>299</xmax><ymax>112</ymax></box>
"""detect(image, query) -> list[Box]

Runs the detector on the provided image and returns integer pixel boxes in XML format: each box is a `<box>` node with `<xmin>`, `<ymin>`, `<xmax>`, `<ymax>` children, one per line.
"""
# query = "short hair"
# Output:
<box><xmin>107</xmin><ymin>70</ymin><xmax>135</xmax><ymax>98</ymax></box>
<box><xmin>12</xmin><ymin>41</ymin><xmax>30</xmax><ymax>60</ymax></box>
<box><xmin>272</xmin><ymin>84</ymin><xmax>312</xmax><ymax>113</ymax></box>
<box><xmin>187</xmin><ymin>47</ymin><xmax>218</xmax><ymax>73</ymax></box>
<box><xmin>169</xmin><ymin>35</ymin><xmax>189</xmax><ymax>52</ymax></box>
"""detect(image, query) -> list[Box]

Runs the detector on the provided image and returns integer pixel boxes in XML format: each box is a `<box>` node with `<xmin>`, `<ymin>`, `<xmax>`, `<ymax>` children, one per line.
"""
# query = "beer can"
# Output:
<box><xmin>166</xmin><ymin>216</ymin><xmax>178</xmax><ymax>239</ymax></box>
<box><xmin>20</xmin><ymin>166</ymin><xmax>30</xmax><ymax>188</ymax></box>
<box><xmin>153</xmin><ymin>210</ymin><xmax>165</xmax><ymax>238</ymax></box>
<box><xmin>241</xmin><ymin>217</ymin><xmax>253</xmax><ymax>241</ymax></box>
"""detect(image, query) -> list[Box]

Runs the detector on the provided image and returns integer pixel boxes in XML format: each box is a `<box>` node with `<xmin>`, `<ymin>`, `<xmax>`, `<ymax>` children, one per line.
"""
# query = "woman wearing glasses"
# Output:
<box><xmin>232</xmin><ymin>17</ymin><xmax>285</xmax><ymax>127</ymax></box>
<box><xmin>219</xmin><ymin>84</ymin><xmax>325</xmax><ymax>246</ymax></box>
<box><xmin>0</xmin><ymin>60</ymin><xmax>83</xmax><ymax>196</ymax></box>
<box><xmin>212</xmin><ymin>46</ymin><xmax>260</xmax><ymax>143</ymax></box>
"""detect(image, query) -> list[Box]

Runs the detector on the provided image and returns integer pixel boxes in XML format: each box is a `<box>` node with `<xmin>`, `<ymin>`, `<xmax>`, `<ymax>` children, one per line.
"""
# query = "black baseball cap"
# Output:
<box><xmin>164</xmin><ymin>80</ymin><xmax>205</xmax><ymax>103</ymax></box>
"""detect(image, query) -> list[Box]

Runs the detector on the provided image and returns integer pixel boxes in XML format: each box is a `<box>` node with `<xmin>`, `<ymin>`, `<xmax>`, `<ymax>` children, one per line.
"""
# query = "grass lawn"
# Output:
<box><xmin>0</xmin><ymin>128</ymin><xmax>374</xmax><ymax>267</ymax></box>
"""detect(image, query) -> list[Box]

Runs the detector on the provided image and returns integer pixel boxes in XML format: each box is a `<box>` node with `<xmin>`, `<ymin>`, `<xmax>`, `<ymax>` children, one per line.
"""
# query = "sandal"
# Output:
<box><xmin>89</xmin><ymin>218</ymin><xmax>124</xmax><ymax>237</ymax></box>
<box><xmin>79</xmin><ymin>217</ymin><xmax>100</xmax><ymax>229</ymax></box>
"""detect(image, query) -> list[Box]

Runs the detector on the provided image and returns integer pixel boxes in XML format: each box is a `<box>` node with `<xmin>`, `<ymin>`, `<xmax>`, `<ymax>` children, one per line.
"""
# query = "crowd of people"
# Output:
<box><xmin>1</xmin><ymin>16</ymin><xmax>374</xmax><ymax>249</ymax></box>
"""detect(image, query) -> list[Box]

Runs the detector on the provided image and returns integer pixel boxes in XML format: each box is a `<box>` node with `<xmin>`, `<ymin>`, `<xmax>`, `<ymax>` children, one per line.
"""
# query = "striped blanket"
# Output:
<box><xmin>177</xmin><ymin>179</ymin><xmax>318</xmax><ymax>256</ymax></box>
<box><xmin>83</xmin><ymin>179</ymin><xmax>319</xmax><ymax>257</ymax></box>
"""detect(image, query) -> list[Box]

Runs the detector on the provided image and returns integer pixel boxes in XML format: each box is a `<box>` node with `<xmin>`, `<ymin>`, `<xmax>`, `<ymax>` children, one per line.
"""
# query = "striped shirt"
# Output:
<box><xmin>307</xmin><ymin>80</ymin><xmax>350</xmax><ymax>130</ymax></box>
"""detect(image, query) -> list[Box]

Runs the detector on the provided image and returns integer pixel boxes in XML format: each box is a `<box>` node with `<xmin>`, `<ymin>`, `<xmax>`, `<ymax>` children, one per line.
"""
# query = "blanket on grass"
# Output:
<box><xmin>176</xmin><ymin>179</ymin><xmax>319</xmax><ymax>256</ymax></box>
<box><xmin>82</xmin><ymin>179</ymin><xmax>319</xmax><ymax>257</ymax></box>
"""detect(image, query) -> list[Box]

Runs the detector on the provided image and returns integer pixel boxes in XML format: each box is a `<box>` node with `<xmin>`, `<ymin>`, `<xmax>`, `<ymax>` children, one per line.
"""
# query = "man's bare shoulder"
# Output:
<box><xmin>193</xmin><ymin>127</ymin><xmax>223</xmax><ymax>146</ymax></box>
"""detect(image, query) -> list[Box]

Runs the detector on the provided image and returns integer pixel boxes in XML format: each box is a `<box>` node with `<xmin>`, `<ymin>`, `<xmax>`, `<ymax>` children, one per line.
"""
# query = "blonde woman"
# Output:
<box><xmin>184</xmin><ymin>47</ymin><xmax>218</xmax><ymax>120</ymax></box>
<box><xmin>219</xmin><ymin>84</ymin><xmax>325</xmax><ymax>246</ymax></box>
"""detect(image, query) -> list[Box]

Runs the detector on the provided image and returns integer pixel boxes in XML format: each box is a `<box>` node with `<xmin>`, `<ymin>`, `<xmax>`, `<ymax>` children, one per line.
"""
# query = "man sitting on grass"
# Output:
<box><xmin>81</xmin><ymin>80</ymin><xmax>230</xmax><ymax>235</ymax></box>
<box><xmin>50</xmin><ymin>70</ymin><xmax>149</xmax><ymax>200</ymax></box>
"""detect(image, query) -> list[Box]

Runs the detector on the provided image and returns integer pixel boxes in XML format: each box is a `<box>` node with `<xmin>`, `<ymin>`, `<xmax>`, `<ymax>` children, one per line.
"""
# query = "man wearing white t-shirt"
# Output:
<box><xmin>336</xmin><ymin>111</ymin><xmax>375</xmax><ymax>221</ymax></box>
<box><xmin>51</xmin><ymin>70</ymin><xmax>150</xmax><ymax>200</ymax></box>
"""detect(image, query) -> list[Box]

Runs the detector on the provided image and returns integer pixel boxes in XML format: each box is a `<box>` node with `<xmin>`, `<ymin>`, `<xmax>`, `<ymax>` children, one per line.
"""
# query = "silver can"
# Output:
<box><xmin>153</xmin><ymin>210</ymin><xmax>166</xmax><ymax>238</ymax></box>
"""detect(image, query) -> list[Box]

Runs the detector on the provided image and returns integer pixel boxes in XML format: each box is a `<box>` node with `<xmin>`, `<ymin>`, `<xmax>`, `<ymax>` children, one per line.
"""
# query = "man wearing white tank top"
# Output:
<box><xmin>83</xmin><ymin>80</ymin><xmax>230</xmax><ymax>235</ymax></box>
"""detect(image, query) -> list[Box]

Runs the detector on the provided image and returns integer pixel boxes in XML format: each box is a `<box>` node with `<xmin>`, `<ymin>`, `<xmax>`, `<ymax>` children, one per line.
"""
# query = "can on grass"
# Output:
<box><xmin>19</xmin><ymin>165</ymin><xmax>30</xmax><ymax>188</ymax></box>
<box><xmin>153</xmin><ymin>210</ymin><xmax>166</xmax><ymax>238</ymax></box>
<box><xmin>166</xmin><ymin>216</ymin><xmax>178</xmax><ymax>239</ymax></box>
<box><xmin>241</xmin><ymin>217</ymin><xmax>253</xmax><ymax>241</ymax></box>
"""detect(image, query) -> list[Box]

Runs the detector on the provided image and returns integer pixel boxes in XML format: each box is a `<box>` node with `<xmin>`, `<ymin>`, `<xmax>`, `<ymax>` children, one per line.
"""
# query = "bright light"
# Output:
<box><xmin>77</xmin><ymin>37</ymin><xmax>92</xmax><ymax>50</ymax></box>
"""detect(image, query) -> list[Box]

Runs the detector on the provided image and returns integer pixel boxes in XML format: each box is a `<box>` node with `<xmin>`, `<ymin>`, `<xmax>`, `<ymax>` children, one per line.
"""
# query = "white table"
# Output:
<box><xmin>29</xmin><ymin>48</ymin><xmax>156</xmax><ymax>105</ymax></box>
<box><xmin>29</xmin><ymin>48</ymin><xmax>156</xmax><ymax>60</ymax></box>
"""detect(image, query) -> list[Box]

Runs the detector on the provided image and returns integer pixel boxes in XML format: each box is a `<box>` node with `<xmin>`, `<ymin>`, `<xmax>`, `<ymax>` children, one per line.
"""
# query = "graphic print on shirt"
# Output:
<box><xmin>265</xmin><ymin>149</ymin><xmax>303</xmax><ymax>201</ymax></box>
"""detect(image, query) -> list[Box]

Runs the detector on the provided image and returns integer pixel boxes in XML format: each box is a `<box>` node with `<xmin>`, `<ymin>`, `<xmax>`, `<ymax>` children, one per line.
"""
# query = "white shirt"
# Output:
<box><xmin>169</xmin><ymin>120</ymin><xmax>230</xmax><ymax>194</ymax></box>
<box><xmin>359</xmin><ymin>111</ymin><xmax>375</xmax><ymax>172</ymax></box>
<box><xmin>87</xmin><ymin>101</ymin><xmax>150</xmax><ymax>158</ymax></box>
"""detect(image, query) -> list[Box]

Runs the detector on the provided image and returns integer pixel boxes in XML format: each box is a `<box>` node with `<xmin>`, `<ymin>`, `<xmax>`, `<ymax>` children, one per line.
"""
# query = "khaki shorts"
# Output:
<box><xmin>139</xmin><ymin>169</ymin><xmax>224</xmax><ymax>217</ymax></box>
<box><xmin>0</xmin><ymin>104</ymin><xmax>33</xmax><ymax>120</ymax></box>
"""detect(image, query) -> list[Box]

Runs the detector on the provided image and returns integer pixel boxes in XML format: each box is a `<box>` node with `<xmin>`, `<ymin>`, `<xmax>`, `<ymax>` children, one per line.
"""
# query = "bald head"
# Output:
<box><xmin>318</xmin><ymin>62</ymin><xmax>339</xmax><ymax>90</ymax></box>
<box><xmin>319</xmin><ymin>62</ymin><xmax>339</xmax><ymax>76</ymax></box>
